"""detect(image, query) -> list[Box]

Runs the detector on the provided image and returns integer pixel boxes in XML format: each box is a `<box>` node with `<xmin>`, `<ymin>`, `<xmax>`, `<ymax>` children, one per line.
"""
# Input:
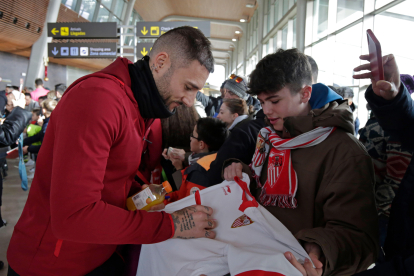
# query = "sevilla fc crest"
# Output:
<box><xmin>231</xmin><ymin>214</ymin><xmax>254</xmax><ymax>228</ymax></box>
<box><xmin>267</xmin><ymin>150</ymin><xmax>285</xmax><ymax>188</ymax></box>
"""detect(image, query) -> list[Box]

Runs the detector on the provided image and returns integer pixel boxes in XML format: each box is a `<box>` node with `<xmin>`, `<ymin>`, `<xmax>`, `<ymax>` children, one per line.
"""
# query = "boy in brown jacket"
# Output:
<box><xmin>224</xmin><ymin>49</ymin><xmax>379</xmax><ymax>275</ymax></box>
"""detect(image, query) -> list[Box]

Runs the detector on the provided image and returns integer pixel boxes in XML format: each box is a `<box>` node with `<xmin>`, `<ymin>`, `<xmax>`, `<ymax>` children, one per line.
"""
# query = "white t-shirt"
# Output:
<box><xmin>137</xmin><ymin>174</ymin><xmax>309</xmax><ymax>276</ymax></box>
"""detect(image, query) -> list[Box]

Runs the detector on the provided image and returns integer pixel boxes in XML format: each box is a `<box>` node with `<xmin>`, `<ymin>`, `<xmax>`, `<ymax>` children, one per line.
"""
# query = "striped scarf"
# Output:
<box><xmin>250</xmin><ymin>126</ymin><xmax>336</xmax><ymax>208</ymax></box>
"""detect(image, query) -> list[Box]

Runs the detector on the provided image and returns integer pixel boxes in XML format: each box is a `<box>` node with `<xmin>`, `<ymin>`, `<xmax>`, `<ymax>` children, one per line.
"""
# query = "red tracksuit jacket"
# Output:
<box><xmin>7</xmin><ymin>58</ymin><xmax>174</xmax><ymax>275</ymax></box>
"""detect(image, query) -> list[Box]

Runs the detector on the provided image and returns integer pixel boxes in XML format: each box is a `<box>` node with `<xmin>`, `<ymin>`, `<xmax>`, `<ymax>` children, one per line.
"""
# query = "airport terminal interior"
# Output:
<box><xmin>0</xmin><ymin>0</ymin><xmax>413</xmax><ymax>275</ymax></box>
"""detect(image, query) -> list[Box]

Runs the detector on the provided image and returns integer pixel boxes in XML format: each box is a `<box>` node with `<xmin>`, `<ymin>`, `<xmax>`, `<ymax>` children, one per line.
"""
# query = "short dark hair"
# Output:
<box><xmin>55</xmin><ymin>83</ymin><xmax>66</xmax><ymax>94</ymax></box>
<box><xmin>150</xmin><ymin>26</ymin><xmax>214</xmax><ymax>73</ymax></box>
<box><xmin>25</xmin><ymin>93</ymin><xmax>31</xmax><ymax>97</ymax></box>
<box><xmin>196</xmin><ymin>117</ymin><xmax>228</xmax><ymax>152</ymax></box>
<box><xmin>38</xmin><ymin>96</ymin><xmax>47</xmax><ymax>101</ymax></box>
<box><xmin>220</xmin><ymin>80</ymin><xmax>227</xmax><ymax>89</ymax></box>
<box><xmin>306</xmin><ymin>55</ymin><xmax>318</xmax><ymax>83</ymax></box>
<box><xmin>248</xmin><ymin>48</ymin><xmax>312</xmax><ymax>96</ymax></box>
<box><xmin>32</xmin><ymin>108</ymin><xmax>41</xmax><ymax>116</ymax></box>
<box><xmin>35</xmin><ymin>78</ymin><xmax>43</xmax><ymax>86</ymax></box>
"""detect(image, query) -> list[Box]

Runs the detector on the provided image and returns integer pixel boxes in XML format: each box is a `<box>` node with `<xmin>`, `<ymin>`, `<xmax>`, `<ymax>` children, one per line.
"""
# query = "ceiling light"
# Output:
<box><xmin>246</xmin><ymin>0</ymin><xmax>256</xmax><ymax>8</ymax></box>
<box><xmin>240</xmin><ymin>19</ymin><xmax>246</xmax><ymax>22</ymax></box>
<box><xmin>235</xmin><ymin>31</ymin><xmax>240</xmax><ymax>34</ymax></box>
<box><xmin>232</xmin><ymin>38</ymin><xmax>237</xmax><ymax>41</ymax></box>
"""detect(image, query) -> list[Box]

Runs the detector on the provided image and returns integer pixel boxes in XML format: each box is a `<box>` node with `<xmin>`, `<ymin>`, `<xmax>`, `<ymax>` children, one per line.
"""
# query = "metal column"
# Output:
<box><xmin>25</xmin><ymin>0</ymin><xmax>61</xmax><ymax>87</ymax></box>
<box><xmin>122</xmin><ymin>0</ymin><xmax>137</xmax><ymax>25</ymax></box>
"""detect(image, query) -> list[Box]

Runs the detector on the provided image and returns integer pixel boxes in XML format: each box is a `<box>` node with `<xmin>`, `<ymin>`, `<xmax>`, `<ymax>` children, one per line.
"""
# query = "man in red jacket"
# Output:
<box><xmin>7</xmin><ymin>27</ymin><xmax>216</xmax><ymax>276</ymax></box>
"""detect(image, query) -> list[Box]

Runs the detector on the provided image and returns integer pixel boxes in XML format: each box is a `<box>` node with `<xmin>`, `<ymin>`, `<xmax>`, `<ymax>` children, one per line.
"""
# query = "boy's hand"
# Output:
<box><xmin>353</xmin><ymin>54</ymin><xmax>400</xmax><ymax>100</ymax></box>
<box><xmin>171</xmin><ymin>157</ymin><xmax>183</xmax><ymax>171</ymax></box>
<box><xmin>223</xmin><ymin>162</ymin><xmax>243</xmax><ymax>181</ymax></box>
<box><xmin>284</xmin><ymin>242</ymin><xmax>324</xmax><ymax>276</ymax></box>
<box><xmin>171</xmin><ymin>205</ymin><xmax>216</xmax><ymax>239</ymax></box>
<box><xmin>23</xmin><ymin>145</ymin><xmax>29</xmax><ymax>155</ymax></box>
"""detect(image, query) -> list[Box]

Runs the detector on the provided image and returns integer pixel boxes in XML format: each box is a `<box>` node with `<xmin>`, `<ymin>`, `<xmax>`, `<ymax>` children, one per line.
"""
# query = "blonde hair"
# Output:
<box><xmin>47</xmin><ymin>90</ymin><xmax>57</xmax><ymax>100</ymax></box>
<box><xmin>41</xmin><ymin>99</ymin><xmax>58</xmax><ymax>114</ymax></box>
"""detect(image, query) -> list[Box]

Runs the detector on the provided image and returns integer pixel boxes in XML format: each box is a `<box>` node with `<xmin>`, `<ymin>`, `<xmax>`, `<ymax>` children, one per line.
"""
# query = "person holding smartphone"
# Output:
<box><xmin>352</xmin><ymin>54</ymin><xmax>414</xmax><ymax>275</ymax></box>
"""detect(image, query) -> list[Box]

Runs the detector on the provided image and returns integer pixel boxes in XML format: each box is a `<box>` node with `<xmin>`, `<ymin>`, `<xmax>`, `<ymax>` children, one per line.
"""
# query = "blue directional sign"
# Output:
<box><xmin>70</xmin><ymin>47</ymin><xmax>79</xmax><ymax>56</ymax></box>
<box><xmin>61</xmin><ymin>47</ymin><xmax>69</xmax><ymax>56</ymax></box>
<box><xmin>48</xmin><ymin>43</ymin><xmax>117</xmax><ymax>58</ymax></box>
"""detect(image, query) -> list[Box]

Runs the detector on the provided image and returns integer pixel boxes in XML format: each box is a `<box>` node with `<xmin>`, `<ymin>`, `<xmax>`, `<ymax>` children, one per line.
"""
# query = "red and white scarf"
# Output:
<box><xmin>250</xmin><ymin>126</ymin><xmax>336</xmax><ymax>208</ymax></box>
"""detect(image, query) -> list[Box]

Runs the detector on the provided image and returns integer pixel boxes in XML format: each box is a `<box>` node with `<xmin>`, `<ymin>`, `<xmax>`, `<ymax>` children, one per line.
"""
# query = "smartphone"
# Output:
<box><xmin>366</xmin><ymin>29</ymin><xmax>384</xmax><ymax>82</ymax></box>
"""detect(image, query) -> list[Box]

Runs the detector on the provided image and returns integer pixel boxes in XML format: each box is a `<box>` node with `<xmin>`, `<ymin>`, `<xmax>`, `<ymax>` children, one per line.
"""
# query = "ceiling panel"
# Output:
<box><xmin>135</xmin><ymin>0</ymin><xmax>257</xmax><ymax>22</ymax></box>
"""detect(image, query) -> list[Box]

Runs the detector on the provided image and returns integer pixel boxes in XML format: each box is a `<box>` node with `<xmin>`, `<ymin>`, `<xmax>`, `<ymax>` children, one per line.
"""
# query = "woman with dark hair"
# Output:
<box><xmin>217</xmin><ymin>98</ymin><xmax>253</xmax><ymax>131</ymax></box>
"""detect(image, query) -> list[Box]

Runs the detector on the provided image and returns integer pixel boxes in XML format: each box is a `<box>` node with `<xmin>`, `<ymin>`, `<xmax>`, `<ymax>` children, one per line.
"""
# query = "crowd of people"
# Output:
<box><xmin>0</xmin><ymin>26</ymin><xmax>412</xmax><ymax>276</ymax></box>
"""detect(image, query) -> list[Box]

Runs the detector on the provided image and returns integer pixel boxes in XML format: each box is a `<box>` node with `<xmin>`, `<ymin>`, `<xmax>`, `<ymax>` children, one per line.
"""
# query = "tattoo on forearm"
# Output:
<box><xmin>176</xmin><ymin>236</ymin><xmax>195</xmax><ymax>239</ymax></box>
<box><xmin>171</xmin><ymin>214</ymin><xmax>180</xmax><ymax>233</ymax></box>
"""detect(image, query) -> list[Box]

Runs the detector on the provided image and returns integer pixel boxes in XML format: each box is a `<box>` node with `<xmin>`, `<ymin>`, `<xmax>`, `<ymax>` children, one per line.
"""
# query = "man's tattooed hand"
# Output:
<box><xmin>171</xmin><ymin>205</ymin><xmax>216</xmax><ymax>240</ymax></box>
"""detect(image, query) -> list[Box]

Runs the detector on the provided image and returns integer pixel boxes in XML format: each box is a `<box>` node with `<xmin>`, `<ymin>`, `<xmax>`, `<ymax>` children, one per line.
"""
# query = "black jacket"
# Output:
<box><xmin>205</xmin><ymin>109</ymin><xmax>266</xmax><ymax>185</ymax></box>
<box><xmin>23</xmin><ymin>117</ymin><xmax>50</xmax><ymax>154</ymax></box>
<box><xmin>196</xmin><ymin>91</ymin><xmax>222</xmax><ymax>117</ymax></box>
<box><xmin>354</xmin><ymin>84</ymin><xmax>414</xmax><ymax>276</ymax></box>
<box><xmin>0</xmin><ymin>107</ymin><xmax>32</xmax><ymax>147</ymax></box>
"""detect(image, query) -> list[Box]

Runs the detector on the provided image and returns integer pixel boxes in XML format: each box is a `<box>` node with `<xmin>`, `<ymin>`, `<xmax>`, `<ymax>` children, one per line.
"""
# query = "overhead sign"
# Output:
<box><xmin>48</xmin><ymin>43</ymin><xmax>117</xmax><ymax>58</ymax></box>
<box><xmin>136</xmin><ymin>21</ymin><xmax>210</xmax><ymax>38</ymax></box>
<box><xmin>136</xmin><ymin>43</ymin><xmax>154</xmax><ymax>59</ymax></box>
<box><xmin>47</xmin><ymin>22</ymin><xmax>117</xmax><ymax>38</ymax></box>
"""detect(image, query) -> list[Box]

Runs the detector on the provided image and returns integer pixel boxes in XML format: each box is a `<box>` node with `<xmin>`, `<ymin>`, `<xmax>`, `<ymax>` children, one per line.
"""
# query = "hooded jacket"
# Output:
<box><xmin>7</xmin><ymin>58</ymin><xmax>174</xmax><ymax>276</ymax></box>
<box><xmin>353</xmin><ymin>84</ymin><xmax>414</xmax><ymax>276</ymax></box>
<box><xmin>252</xmin><ymin>85</ymin><xmax>379</xmax><ymax>275</ymax></box>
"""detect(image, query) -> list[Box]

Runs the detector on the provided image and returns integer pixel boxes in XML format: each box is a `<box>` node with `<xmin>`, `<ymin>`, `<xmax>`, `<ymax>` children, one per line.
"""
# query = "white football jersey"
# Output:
<box><xmin>137</xmin><ymin>174</ymin><xmax>309</xmax><ymax>276</ymax></box>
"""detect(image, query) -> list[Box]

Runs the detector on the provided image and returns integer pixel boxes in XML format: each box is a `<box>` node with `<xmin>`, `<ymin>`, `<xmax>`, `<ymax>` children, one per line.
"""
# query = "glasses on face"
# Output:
<box><xmin>190</xmin><ymin>133</ymin><xmax>201</xmax><ymax>141</ymax></box>
<box><xmin>229</xmin><ymin>74</ymin><xmax>244</xmax><ymax>84</ymax></box>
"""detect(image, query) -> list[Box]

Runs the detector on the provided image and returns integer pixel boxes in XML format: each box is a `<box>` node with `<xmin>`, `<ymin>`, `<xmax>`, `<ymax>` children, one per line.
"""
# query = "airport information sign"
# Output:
<box><xmin>136</xmin><ymin>21</ymin><xmax>210</xmax><ymax>38</ymax></box>
<box><xmin>47</xmin><ymin>22</ymin><xmax>117</xmax><ymax>38</ymax></box>
<box><xmin>48</xmin><ymin>43</ymin><xmax>117</xmax><ymax>58</ymax></box>
<box><xmin>136</xmin><ymin>43</ymin><xmax>154</xmax><ymax>59</ymax></box>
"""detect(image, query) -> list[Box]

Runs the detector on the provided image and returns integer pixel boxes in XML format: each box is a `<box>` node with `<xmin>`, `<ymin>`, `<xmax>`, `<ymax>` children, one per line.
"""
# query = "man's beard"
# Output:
<box><xmin>155</xmin><ymin>66</ymin><xmax>183</xmax><ymax>111</ymax></box>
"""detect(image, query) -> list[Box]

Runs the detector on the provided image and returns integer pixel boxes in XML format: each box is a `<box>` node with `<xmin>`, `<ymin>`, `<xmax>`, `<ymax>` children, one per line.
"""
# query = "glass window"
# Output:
<box><xmin>375</xmin><ymin>0</ymin><xmax>393</xmax><ymax>9</ymax></box>
<box><xmin>282</xmin><ymin>25</ymin><xmax>288</xmax><ymax>49</ymax></box>
<box><xmin>283</xmin><ymin>0</ymin><xmax>289</xmax><ymax>15</ymax></box>
<box><xmin>114</xmin><ymin>0</ymin><xmax>126</xmax><ymax>19</ymax></box>
<box><xmin>274</xmin><ymin>0</ymin><xmax>280</xmax><ymax>25</ymax></box>
<box><xmin>96</xmin><ymin>5</ymin><xmax>110</xmax><ymax>22</ymax></box>
<box><xmin>63</xmin><ymin>0</ymin><xmax>78</xmax><ymax>10</ymax></box>
<box><xmin>79</xmin><ymin>0</ymin><xmax>96</xmax><ymax>21</ymax></box>
<box><xmin>386</xmin><ymin>0</ymin><xmax>414</xmax><ymax>17</ymax></box>
<box><xmin>374</xmin><ymin>6</ymin><xmax>414</xmax><ymax>76</ymax></box>
<box><xmin>314</xmin><ymin>0</ymin><xmax>329</xmax><ymax>37</ymax></box>
<box><xmin>336</xmin><ymin>0</ymin><xmax>364</xmax><ymax>24</ymax></box>
<box><xmin>101</xmin><ymin>0</ymin><xmax>112</xmax><ymax>9</ymax></box>
<box><xmin>267</xmin><ymin>0</ymin><xmax>272</xmax><ymax>31</ymax></box>
<box><xmin>332</xmin><ymin>23</ymin><xmax>363</xmax><ymax>86</ymax></box>
<box><xmin>273</xmin><ymin>33</ymin><xmax>278</xmax><ymax>51</ymax></box>
<box><xmin>292</xmin><ymin>17</ymin><xmax>296</xmax><ymax>48</ymax></box>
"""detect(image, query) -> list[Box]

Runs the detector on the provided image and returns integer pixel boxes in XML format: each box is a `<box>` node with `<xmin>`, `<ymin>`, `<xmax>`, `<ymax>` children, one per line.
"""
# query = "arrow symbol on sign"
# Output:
<box><xmin>51</xmin><ymin>28</ymin><xmax>59</xmax><ymax>35</ymax></box>
<box><xmin>52</xmin><ymin>47</ymin><xmax>59</xmax><ymax>55</ymax></box>
<box><xmin>141</xmin><ymin>47</ymin><xmax>148</xmax><ymax>56</ymax></box>
<box><xmin>141</xmin><ymin>26</ymin><xmax>148</xmax><ymax>35</ymax></box>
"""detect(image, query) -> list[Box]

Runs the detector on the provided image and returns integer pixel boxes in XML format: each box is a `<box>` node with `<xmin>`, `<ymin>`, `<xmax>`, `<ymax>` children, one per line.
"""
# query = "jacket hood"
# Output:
<box><xmin>280</xmin><ymin>83</ymin><xmax>354</xmax><ymax>138</ymax></box>
<box><xmin>64</xmin><ymin>57</ymin><xmax>137</xmax><ymax>108</ymax></box>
